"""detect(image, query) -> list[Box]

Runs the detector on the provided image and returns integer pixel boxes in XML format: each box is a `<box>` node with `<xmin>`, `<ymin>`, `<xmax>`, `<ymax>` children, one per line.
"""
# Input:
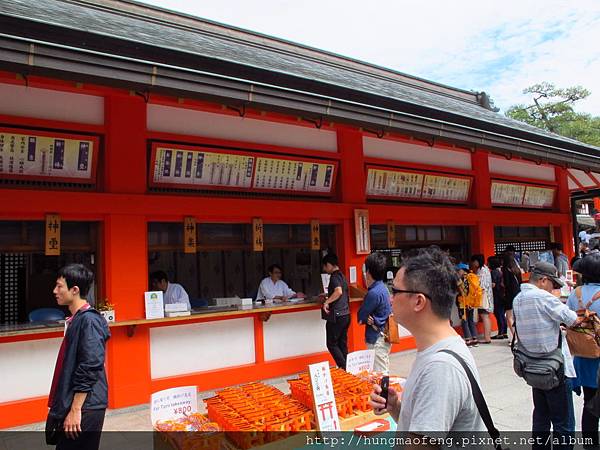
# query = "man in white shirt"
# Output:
<box><xmin>256</xmin><ymin>264</ymin><xmax>305</xmax><ymax>302</ymax></box>
<box><xmin>150</xmin><ymin>270</ymin><xmax>191</xmax><ymax>311</ymax></box>
<box><xmin>513</xmin><ymin>262</ymin><xmax>579</xmax><ymax>450</ymax></box>
<box><xmin>370</xmin><ymin>247</ymin><xmax>485</xmax><ymax>447</ymax></box>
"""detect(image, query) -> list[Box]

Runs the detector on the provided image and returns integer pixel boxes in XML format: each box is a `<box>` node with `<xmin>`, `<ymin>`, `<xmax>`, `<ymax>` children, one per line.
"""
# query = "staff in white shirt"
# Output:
<box><xmin>150</xmin><ymin>270</ymin><xmax>191</xmax><ymax>311</ymax></box>
<box><xmin>257</xmin><ymin>264</ymin><xmax>305</xmax><ymax>302</ymax></box>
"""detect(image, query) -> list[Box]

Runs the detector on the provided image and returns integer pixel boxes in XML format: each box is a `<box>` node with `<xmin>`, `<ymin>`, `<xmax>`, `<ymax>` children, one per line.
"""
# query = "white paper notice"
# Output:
<box><xmin>321</xmin><ymin>274</ymin><xmax>331</xmax><ymax>294</ymax></box>
<box><xmin>309</xmin><ymin>362</ymin><xmax>340</xmax><ymax>431</ymax></box>
<box><xmin>346</xmin><ymin>350</ymin><xmax>375</xmax><ymax>375</ymax></box>
<box><xmin>145</xmin><ymin>291</ymin><xmax>165</xmax><ymax>319</ymax></box>
<box><xmin>349</xmin><ymin>266</ymin><xmax>357</xmax><ymax>284</ymax></box>
<box><xmin>150</xmin><ymin>386</ymin><xmax>198</xmax><ymax>424</ymax></box>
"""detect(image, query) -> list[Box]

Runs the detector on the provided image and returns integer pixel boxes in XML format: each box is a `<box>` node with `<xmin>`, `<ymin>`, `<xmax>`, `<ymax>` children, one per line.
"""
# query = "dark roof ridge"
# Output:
<box><xmin>69</xmin><ymin>0</ymin><xmax>480</xmax><ymax>104</ymax></box>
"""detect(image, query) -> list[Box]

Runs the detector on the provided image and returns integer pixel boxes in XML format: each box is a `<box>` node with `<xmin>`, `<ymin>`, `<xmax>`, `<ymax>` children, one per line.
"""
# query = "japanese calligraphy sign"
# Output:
<box><xmin>151</xmin><ymin>386</ymin><xmax>198</xmax><ymax>425</ymax></box>
<box><xmin>253</xmin><ymin>156</ymin><xmax>336</xmax><ymax>194</ymax></box>
<box><xmin>346</xmin><ymin>350</ymin><xmax>376</xmax><ymax>375</ymax></box>
<box><xmin>253</xmin><ymin>218</ymin><xmax>264</xmax><ymax>252</ymax></box>
<box><xmin>183</xmin><ymin>217</ymin><xmax>197</xmax><ymax>254</ymax></box>
<box><xmin>45</xmin><ymin>214</ymin><xmax>61</xmax><ymax>256</ymax></box>
<box><xmin>354</xmin><ymin>209</ymin><xmax>371</xmax><ymax>255</ymax></box>
<box><xmin>387</xmin><ymin>220</ymin><xmax>396</xmax><ymax>249</ymax></box>
<box><xmin>310</xmin><ymin>220</ymin><xmax>320</xmax><ymax>250</ymax></box>
<box><xmin>0</xmin><ymin>127</ymin><xmax>98</xmax><ymax>184</ymax></box>
<box><xmin>308</xmin><ymin>362</ymin><xmax>340</xmax><ymax>431</ymax></box>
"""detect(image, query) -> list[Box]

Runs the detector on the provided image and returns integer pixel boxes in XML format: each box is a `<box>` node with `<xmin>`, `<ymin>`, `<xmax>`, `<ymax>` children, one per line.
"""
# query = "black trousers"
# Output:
<box><xmin>56</xmin><ymin>409</ymin><xmax>106</xmax><ymax>450</ymax></box>
<box><xmin>326</xmin><ymin>314</ymin><xmax>351</xmax><ymax>370</ymax></box>
<box><xmin>583</xmin><ymin>386</ymin><xmax>600</xmax><ymax>447</ymax></box>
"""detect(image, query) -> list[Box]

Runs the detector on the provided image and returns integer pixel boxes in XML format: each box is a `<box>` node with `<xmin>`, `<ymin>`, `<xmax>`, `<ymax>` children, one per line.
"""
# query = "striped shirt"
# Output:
<box><xmin>513</xmin><ymin>283</ymin><xmax>577</xmax><ymax>353</ymax></box>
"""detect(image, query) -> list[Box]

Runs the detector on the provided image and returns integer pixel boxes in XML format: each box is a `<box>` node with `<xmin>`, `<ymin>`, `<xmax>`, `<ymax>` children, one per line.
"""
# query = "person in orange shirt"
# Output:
<box><xmin>456</xmin><ymin>263</ymin><xmax>483</xmax><ymax>347</ymax></box>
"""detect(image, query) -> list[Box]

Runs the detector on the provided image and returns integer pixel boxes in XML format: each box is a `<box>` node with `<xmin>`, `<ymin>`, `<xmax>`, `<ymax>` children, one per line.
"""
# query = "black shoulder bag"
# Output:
<box><xmin>439</xmin><ymin>349</ymin><xmax>508</xmax><ymax>450</ymax></box>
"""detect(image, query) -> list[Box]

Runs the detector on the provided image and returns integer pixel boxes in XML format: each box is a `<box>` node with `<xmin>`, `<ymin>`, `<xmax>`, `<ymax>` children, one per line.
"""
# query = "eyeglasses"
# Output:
<box><xmin>391</xmin><ymin>287</ymin><xmax>431</xmax><ymax>300</ymax></box>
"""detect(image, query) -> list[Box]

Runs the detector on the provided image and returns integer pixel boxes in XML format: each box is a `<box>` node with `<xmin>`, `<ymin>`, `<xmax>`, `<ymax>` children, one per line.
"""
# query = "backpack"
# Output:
<box><xmin>565</xmin><ymin>287</ymin><xmax>600</xmax><ymax>358</ymax></box>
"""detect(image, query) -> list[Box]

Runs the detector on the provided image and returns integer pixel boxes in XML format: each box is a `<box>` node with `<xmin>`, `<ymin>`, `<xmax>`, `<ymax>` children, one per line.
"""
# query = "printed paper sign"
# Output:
<box><xmin>151</xmin><ymin>386</ymin><xmax>198</xmax><ymax>424</ymax></box>
<box><xmin>346</xmin><ymin>350</ymin><xmax>375</xmax><ymax>375</ymax></box>
<box><xmin>253</xmin><ymin>157</ymin><xmax>335</xmax><ymax>193</ymax></box>
<box><xmin>145</xmin><ymin>291</ymin><xmax>165</xmax><ymax>319</ymax></box>
<box><xmin>309</xmin><ymin>362</ymin><xmax>340</xmax><ymax>431</ymax></box>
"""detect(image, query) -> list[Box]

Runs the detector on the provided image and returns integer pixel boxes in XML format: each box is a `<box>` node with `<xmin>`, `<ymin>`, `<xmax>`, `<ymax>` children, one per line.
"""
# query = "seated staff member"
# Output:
<box><xmin>257</xmin><ymin>264</ymin><xmax>305</xmax><ymax>302</ymax></box>
<box><xmin>150</xmin><ymin>270</ymin><xmax>191</xmax><ymax>311</ymax></box>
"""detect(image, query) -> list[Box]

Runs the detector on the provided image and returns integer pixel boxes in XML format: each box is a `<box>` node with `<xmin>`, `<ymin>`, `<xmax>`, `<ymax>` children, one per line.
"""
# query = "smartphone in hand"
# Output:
<box><xmin>380</xmin><ymin>376</ymin><xmax>389</xmax><ymax>408</ymax></box>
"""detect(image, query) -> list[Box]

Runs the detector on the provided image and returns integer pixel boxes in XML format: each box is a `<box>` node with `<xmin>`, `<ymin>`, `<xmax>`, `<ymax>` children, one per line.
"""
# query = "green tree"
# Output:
<box><xmin>506</xmin><ymin>82</ymin><xmax>600</xmax><ymax>147</ymax></box>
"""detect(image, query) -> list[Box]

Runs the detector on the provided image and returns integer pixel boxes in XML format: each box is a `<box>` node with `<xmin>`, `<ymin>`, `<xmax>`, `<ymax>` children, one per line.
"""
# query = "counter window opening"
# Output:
<box><xmin>369</xmin><ymin>224</ymin><xmax>471</xmax><ymax>269</ymax></box>
<box><xmin>0</xmin><ymin>220</ymin><xmax>100</xmax><ymax>325</ymax></box>
<box><xmin>147</xmin><ymin>222</ymin><xmax>337</xmax><ymax>307</ymax></box>
<box><xmin>494</xmin><ymin>226</ymin><xmax>551</xmax><ymax>269</ymax></box>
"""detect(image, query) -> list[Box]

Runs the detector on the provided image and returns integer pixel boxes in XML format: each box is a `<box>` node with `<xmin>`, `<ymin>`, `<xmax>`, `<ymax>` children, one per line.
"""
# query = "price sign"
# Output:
<box><xmin>253</xmin><ymin>156</ymin><xmax>335</xmax><ymax>194</ymax></box>
<box><xmin>151</xmin><ymin>386</ymin><xmax>198</xmax><ymax>425</ymax></box>
<box><xmin>0</xmin><ymin>127</ymin><xmax>98</xmax><ymax>184</ymax></box>
<box><xmin>45</xmin><ymin>214</ymin><xmax>61</xmax><ymax>256</ymax></box>
<box><xmin>346</xmin><ymin>350</ymin><xmax>376</xmax><ymax>375</ymax></box>
<box><xmin>309</xmin><ymin>362</ymin><xmax>340</xmax><ymax>431</ymax></box>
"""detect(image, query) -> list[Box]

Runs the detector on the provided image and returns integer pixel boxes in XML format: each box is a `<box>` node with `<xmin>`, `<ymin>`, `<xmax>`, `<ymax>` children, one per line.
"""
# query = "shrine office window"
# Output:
<box><xmin>0</xmin><ymin>221</ymin><xmax>100</xmax><ymax>324</ymax></box>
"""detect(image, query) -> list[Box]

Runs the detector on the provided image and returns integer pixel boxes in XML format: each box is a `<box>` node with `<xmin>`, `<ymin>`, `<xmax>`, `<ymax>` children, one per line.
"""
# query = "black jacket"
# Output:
<box><xmin>48</xmin><ymin>308</ymin><xmax>110</xmax><ymax>419</ymax></box>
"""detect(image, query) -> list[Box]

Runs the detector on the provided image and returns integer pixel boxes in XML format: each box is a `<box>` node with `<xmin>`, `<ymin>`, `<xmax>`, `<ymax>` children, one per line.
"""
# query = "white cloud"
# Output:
<box><xmin>141</xmin><ymin>0</ymin><xmax>600</xmax><ymax>114</ymax></box>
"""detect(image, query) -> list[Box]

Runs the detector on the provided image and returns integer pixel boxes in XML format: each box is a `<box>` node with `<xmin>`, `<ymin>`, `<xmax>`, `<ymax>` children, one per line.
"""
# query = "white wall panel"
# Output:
<box><xmin>150</xmin><ymin>318</ymin><xmax>255</xmax><ymax>378</ymax></box>
<box><xmin>489</xmin><ymin>157</ymin><xmax>555</xmax><ymax>181</ymax></box>
<box><xmin>0</xmin><ymin>338</ymin><xmax>62</xmax><ymax>403</ymax></box>
<box><xmin>363</xmin><ymin>137</ymin><xmax>472</xmax><ymax>170</ymax></box>
<box><xmin>0</xmin><ymin>83</ymin><xmax>104</xmax><ymax>125</ymax></box>
<box><xmin>263</xmin><ymin>309</ymin><xmax>327</xmax><ymax>361</ymax></box>
<box><xmin>147</xmin><ymin>104</ymin><xmax>337</xmax><ymax>152</ymax></box>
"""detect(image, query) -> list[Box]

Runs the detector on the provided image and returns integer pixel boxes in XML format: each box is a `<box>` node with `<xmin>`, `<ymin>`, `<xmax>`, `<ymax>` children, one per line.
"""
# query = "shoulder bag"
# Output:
<box><xmin>511</xmin><ymin>320</ymin><xmax>564</xmax><ymax>390</ymax></box>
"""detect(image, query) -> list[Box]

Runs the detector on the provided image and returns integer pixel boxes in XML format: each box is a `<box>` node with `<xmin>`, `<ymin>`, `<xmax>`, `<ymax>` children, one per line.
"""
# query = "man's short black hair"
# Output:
<box><xmin>365</xmin><ymin>252</ymin><xmax>387</xmax><ymax>281</ymax></box>
<box><xmin>150</xmin><ymin>270</ymin><xmax>169</xmax><ymax>283</ymax></box>
<box><xmin>267</xmin><ymin>264</ymin><xmax>283</xmax><ymax>274</ymax></box>
<box><xmin>574</xmin><ymin>253</ymin><xmax>600</xmax><ymax>284</ymax></box>
<box><xmin>322</xmin><ymin>253</ymin><xmax>339</xmax><ymax>267</ymax></box>
<box><xmin>488</xmin><ymin>256</ymin><xmax>501</xmax><ymax>271</ymax></box>
<box><xmin>400</xmin><ymin>246</ymin><xmax>458</xmax><ymax>320</ymax></box>
<box><xmin>58</xmin><ymin>264</ymin><xmax>94</xmax><ymax>298</ymax></box>
<box><xmin>470</xmin><ymin>254</ymin><xmax>485</xmax><ymax>268</ymax></box>
<box><xmin>549</xmin><ymin>242</ymin><xmax>563</xmax><ymax>251</ymax></box>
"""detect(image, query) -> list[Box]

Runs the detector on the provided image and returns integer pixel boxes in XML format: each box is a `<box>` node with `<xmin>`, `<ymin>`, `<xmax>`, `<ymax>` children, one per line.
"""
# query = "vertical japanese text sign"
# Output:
<box><xmin>45</xmin><ymin>214</ymin><xmax>61</xmax><ymax>256</ymax></box>
<box><xmin>308</xmin><ymin>362</ymin><xmax>340</xmax><ymax>431</ymax></box>
<box><xmin>354</xmin><ymin>209</ymin><xmax>371</xmax><ymax>255</ymax></box>
<box><xmin>387</xmin><ymin>220</ymin><xmax>396</xmax><ymax>249</ymax></box>
<box><xmin>253</xmin><ymin>218</ymin><xmax>264</xmax><ymax>252</ymax></box>
<box><xmin>184</xmin><ymin>217</ymin><xmax>197</xmax><ymax>254</ymax></box>
<box><xmin>311</xmin><ymin>220</ymin><xmax>321</xmax><ymax>250</ymax></box>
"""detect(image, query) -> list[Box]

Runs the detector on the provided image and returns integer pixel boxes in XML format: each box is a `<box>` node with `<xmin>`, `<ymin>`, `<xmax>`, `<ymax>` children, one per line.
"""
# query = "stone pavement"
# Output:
<box><xmin>7</xmin><ymin>338</ymin><xmax>585</xmax><ymax>433</ymax></box>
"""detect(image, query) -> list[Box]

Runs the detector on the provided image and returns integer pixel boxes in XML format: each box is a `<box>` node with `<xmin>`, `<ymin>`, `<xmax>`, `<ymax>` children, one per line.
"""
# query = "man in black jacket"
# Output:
<box><xmin>46</xmin><ymin>264</ymin><xmax>110</xmax><ymax>450</ymax></box>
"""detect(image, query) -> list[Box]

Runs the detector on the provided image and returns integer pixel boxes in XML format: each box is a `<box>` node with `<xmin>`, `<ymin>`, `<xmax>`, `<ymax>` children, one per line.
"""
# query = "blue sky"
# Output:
<box><xmin>141</xmin><ymin>0</ymin><xmax>600</xmax><ymax>115</ymax></box>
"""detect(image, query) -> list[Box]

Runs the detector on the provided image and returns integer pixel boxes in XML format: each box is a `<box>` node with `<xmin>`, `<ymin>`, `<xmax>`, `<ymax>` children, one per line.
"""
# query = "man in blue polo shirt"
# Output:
<box><xmin>358</xmin><ymin>252</ymin><xmax>392</xmax><ymax>374</ymax></box>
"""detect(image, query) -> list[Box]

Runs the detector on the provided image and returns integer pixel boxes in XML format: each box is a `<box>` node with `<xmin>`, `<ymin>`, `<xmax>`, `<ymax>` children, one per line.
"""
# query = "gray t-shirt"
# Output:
<box><xmin>398</xmin><ymin>335</ymin><xmax>486</xmax><ymax>434</ymax></box>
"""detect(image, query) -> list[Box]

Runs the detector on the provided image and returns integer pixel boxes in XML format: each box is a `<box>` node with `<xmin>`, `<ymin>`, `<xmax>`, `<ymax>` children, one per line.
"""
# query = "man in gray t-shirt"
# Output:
<box><xmin>371</xmin><ymin>247</ymin><xmax>485</xmax><ymax>440</ymax></box>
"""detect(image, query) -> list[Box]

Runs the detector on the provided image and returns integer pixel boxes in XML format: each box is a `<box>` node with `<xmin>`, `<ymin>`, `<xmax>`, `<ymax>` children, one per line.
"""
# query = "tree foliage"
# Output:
<box><xmin>506</xmin><ymin>82</ymin><xmax>600</xmax><ymax>147</ymax></box>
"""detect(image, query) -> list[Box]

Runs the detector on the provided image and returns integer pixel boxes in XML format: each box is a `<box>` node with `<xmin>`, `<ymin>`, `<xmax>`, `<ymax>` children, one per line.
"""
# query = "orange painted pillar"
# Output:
<box><xmin>336</xmin><ymin>126</ymin><xmax>367</xmax><ymax>352</ymax></box>
<box><xmin>103</xmin><ymin>94</ymin><xmax>151</xmax><ymax>408</ymax></box>
<box><xmin>471</xmin><ymin>151</ymin><xmax>495</xmax><ymax>258</ymax></box>
<box><xmin>555</xmin><ymin>167</ymin><xmax>575</xmax><ymax>259</ymax></box>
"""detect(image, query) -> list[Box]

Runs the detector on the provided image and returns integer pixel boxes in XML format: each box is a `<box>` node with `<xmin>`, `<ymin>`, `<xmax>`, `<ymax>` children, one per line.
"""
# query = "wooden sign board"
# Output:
<box><xmin>387</xmin><ymin>220</ymin><xmax>396</xmax><ymax>249</ymax></box>
<box><xmin>45</xmin><ymin>214</ymin><xmax>61</xmax><ymax>256</ymax></box>
<box><xmin>311</xmin><ymin>220</ymin><xmax>320</xmax><ymax>250</ymax></box>
<box><xmin>308</xmin><ymin>362</ymin><xmax>340</xmax><ymax>431</ymax></box>
<box><xmin>491</xmin><ymin>180</ymin><xmax>555</xmax><ymax>209</ymax></box>
<box><xmin>183</xmin><ymin>217</ymin><xmax>197</xmax><ymax>254</ymax></box>
<box><xmin>354</xmin><ymin>209</ymin><xmax>371</xmax><ymax>255</ymax></box>
<box><xmin>253</xmin><ymin>218</ymin><xmax>264</xmax><ymax>252</ymax></box>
